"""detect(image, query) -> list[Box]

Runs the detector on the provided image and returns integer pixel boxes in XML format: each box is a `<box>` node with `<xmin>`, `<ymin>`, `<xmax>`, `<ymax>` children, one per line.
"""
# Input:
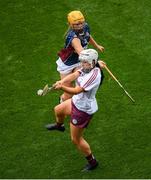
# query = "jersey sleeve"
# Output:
<box><xmin>65</xmin><ymin>31</ymin><xmax>77</xmax><ymax>48</ymax></box>
<box><xmin>80</xmin><ymin>69</ymin><xmax>100</xmax><ymax>91</ymax></box>
<box><xmin>85</xmin><ymin>22</ymin><xmax>90</xmax><ymax>34</ymax></box>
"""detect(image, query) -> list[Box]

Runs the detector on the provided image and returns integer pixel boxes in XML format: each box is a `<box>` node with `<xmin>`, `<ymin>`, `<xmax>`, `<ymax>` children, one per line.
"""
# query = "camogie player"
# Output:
<box><xmin>46</xmin><ymin>49</ymin><xmax>106</xmax><ymax>171</ymax></box>
<box><xmin>57</xmin><ymin>10</ymin><xmax>104</xmax><ymax>102</ymax></box>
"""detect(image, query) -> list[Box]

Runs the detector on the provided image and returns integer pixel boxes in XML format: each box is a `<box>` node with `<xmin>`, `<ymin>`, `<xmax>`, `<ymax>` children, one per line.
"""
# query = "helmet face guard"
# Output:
<box><xmin>79</xmin><ymin>49</ymin><xmax>99</xmax><ymax>73</ymax></box>
<box><xmin>72</xmin><ymin>22</ymin><xmax>85</xmax><ymax>32</ymax></box>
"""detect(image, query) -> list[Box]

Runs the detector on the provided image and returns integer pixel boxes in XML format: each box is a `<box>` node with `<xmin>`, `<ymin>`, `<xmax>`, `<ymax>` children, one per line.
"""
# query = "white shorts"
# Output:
<box><xmin>56</xmin><ymin>58</ymin><xmax>81</xmax><ymax>75</ymax></box>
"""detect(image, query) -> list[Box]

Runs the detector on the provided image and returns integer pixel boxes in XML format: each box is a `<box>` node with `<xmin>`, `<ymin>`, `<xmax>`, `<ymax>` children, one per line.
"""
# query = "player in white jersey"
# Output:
<box><xmin>46</xmin><ymin>49</ymin><xmax>106</xmax><ymax>171</ymax></box>
<box><xmin>72</xmin><ymin>67</ymin><xmax>100</xmax><ymax>115</ymax></box>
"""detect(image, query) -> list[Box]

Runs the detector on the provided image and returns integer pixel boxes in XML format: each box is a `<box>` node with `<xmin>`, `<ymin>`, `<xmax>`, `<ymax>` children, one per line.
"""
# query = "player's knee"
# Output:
<box><xmin>54</xmin><ymin>106</ymin><xmax>57</xmax><ymax>113</ymax></box>
<box><xmin>54</xmin><ymin>104</ymin><xmax>65</xmax><ymax>116</ymax></box>
<box><xmin>54</xmin><ymin>105</ymin><xmax>61</xmax><ymax>115</ymax></box>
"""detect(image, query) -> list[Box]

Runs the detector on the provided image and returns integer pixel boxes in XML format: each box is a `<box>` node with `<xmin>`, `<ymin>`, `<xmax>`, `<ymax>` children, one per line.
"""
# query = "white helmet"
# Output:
<box><xmin>79</xmin><ymin>49</ymin><xmax>98</xmax><ymax>68</ymax></box>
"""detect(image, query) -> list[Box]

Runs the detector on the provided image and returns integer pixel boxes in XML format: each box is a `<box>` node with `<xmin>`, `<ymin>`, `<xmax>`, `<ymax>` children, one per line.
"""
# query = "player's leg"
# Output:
<box><xmin>70</xmin><ymin>123</ymin><xmax>98</xmax><ymax>171</ymax></box>
<box><xmin>46</xmin><ymin>99</ymin><xmax>71</xmax><ymax>131</ymax></box>
<box><xmin>70</xmin><ymin>102</ymin><xmax>98</xmax><ymax>171</ymax></box>
<box><xmin>70</xmin><ymin>123</ymin><xmax>91</xmax><ymax>155</ymax></box>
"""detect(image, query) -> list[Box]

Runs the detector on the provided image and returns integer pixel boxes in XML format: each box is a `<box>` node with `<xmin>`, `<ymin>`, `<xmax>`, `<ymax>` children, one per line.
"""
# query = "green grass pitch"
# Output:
<box><xmin>0</xmin><ymin>0</ymin><xmax>151</xmax><ymax>178</ymax></box>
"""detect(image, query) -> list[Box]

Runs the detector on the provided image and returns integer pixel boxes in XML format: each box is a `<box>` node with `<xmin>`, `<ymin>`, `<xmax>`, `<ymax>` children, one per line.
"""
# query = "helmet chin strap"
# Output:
<box><xmin>74</xmin><ymin>28</ymin><xmax>84</xmax><ymax>34</ymax></box>
<box><xmin>81</xmin><ymin>67</ymin><xmax>93</xmax><ymax>73</ymax></box>
<box><xmin>82</xmin><ymin>68</ymin><xmax>91</xmax><ymax>73</ymax></box>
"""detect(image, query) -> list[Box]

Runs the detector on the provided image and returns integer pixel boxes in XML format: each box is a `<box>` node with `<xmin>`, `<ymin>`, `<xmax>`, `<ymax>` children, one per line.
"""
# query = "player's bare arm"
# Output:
<box><xmin>55</xmin><ymin>84</ymin><xmax>84</xmax><ymax>95</ymax></box>
<box><xmin>54</xmin><ymin>71</ymin><xmax>80</xmax><ymax>86</ymax></box>
<box><xmin>89</xmin><ymin>35</ymin><xmax>104</xmax><ymax>52</ymax></box>
<box><xmin>71</xmin><ymin>38</ymin><xmax>84</xmax><ymax>55</ymax></box>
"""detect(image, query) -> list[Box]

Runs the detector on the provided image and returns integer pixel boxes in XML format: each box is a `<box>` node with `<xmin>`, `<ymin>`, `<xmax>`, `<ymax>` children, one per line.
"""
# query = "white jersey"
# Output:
<box><xmin>72</xmin><ymin>67</ymin><xmax>101</xmax><ymax>115</ymax></box>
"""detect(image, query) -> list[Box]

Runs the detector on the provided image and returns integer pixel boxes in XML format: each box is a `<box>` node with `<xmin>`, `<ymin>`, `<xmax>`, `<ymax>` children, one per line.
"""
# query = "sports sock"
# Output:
<box><xmin>56</xmin><ymin>122</ymin><xmax>63</xmax><ymax>127</ymax></box>
<box><xmin>86</xmin><ymin>153</ymin><xmax>97</xmax><ymax>165</ymax></box>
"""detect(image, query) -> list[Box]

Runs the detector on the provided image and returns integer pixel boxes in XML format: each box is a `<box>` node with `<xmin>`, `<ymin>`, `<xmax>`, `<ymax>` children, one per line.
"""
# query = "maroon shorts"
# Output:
<box><xmin>70</xmin><ymin>102</ymin><xmax>93</xmax><ymax>128</ymax></box>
